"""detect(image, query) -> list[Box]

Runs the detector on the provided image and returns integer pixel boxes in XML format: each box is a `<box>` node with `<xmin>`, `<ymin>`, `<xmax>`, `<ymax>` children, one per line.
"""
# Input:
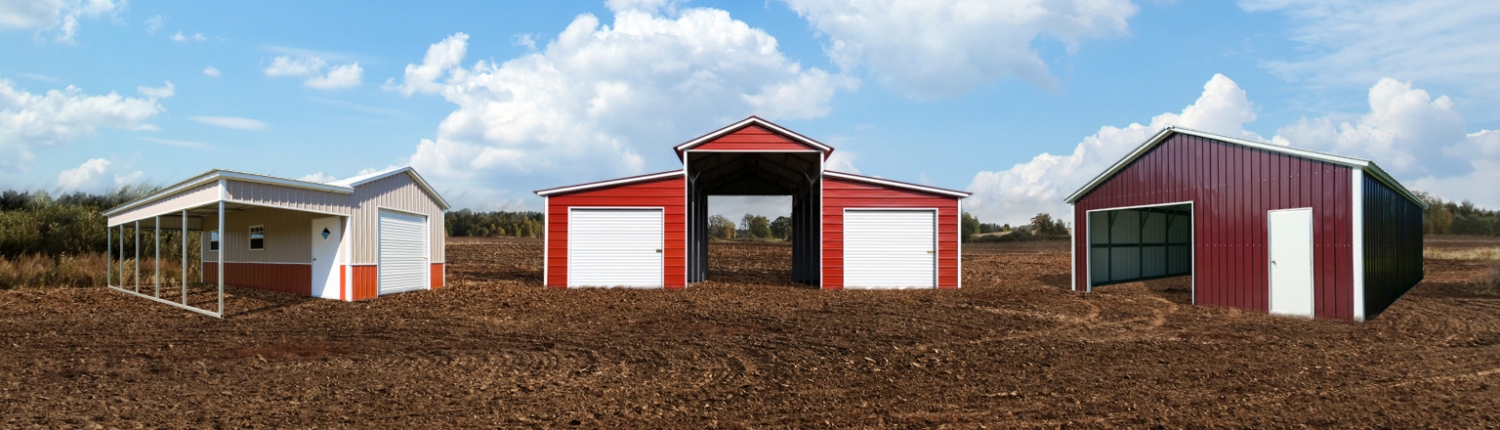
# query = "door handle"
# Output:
<box><xmin>926</xmin><ymin>250</ymin><xmax>935</xmax><ymax>254</ymax></box>
<box><xmin>655</xmin><ymin>249</ymin><xmax>663</xmax><ymax>253</ymax></box>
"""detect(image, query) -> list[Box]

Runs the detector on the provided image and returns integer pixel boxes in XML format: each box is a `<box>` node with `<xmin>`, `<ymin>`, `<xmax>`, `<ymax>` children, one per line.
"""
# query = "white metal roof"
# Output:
<box><xmin>103</xmin><ymin>167</ymin><xmax>451</xmax><ymax>216</ymax></box>
<box><xmin>824</xmin><ymin>171</ymin><xmax>972</xmax><ymax>198</ymax></box>
<box><xmin>1063</xmin><ymin>127</ymin><xmax>1427</xmax><ymax>209</ymax></box>
<box><xmin>533</xmin><ymin>170</ymin><xmax>686</xmax><ymax>196</ymax></box>
<box><xmin>673</xmin><ymin>116</ymin><xmax>834</xmax><ymax>160</ymax></box>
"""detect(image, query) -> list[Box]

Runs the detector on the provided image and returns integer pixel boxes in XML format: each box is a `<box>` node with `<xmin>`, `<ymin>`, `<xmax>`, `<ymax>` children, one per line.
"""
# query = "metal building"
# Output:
<box><xmin>536</xmin><ymin>116</ymin><xmax>970</xmax><ymax>289</ymax></box>
<box><xmin>103</xmin><ymin>167</ymin><xmax>449</xmax><ymax>317</ymax></box>
<box><xmin>1066</xmin><ymin>127</ymin><xmax>1426</xmax><ymax>321</ymax></box>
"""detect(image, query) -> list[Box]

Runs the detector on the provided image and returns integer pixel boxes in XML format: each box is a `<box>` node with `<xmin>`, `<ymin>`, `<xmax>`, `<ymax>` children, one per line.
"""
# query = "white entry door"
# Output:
<box><xmin>311</xmin><ymin>217</ymin><xmax>343</xmax><ymax>299</ymax></box>
<box><xmin>844</xmin><ymin>209</ymin><xmax>936</xmax><ymax>289</ymax></box>
<box><xmin>378</xmin><ymin>209</ymin><xmax>429</xmax><ymax>295</ymax></box>
<box><xmin>568</xmin><ymin>208</ymin><xmax>663</xmax><ymax>288</ymax></box>
<box><xmin>1269</xmin><ymin>208</ymin><xmax>1314</xmax><ymax>317</ymax></box>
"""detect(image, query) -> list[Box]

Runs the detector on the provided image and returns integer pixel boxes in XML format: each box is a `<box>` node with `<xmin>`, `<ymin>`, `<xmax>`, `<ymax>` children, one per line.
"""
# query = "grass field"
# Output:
<box><xmin>0</xmin><ymin>236</ymin><xmax>1497</xmax><ymax>427</ymax></box>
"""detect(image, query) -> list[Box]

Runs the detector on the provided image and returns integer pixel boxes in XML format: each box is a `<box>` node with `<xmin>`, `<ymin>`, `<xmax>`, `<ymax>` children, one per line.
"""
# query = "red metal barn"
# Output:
<box><xmin>1066</xmin><ymin>127</ymin><xmax>1426</xmax><ymax>321</ymax></box>
<box><xmin>536</xmin><ymin>117</ymin><xmax>970</xmax><ymax>290</ymax></box>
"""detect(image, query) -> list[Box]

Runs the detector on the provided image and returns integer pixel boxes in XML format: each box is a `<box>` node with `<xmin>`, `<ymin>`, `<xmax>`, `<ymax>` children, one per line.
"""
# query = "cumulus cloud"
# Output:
<box><xmin>783</xmin><ymin>0</ymin><xmax>1136</xmax><ymax>99</ymax></box>
<box><xmin>56</xmin><ymin>158</ymin><xmax>142</xmax><ymax>193</ymax></box>
<box><xmin>1271</xmin><ymin>78</ymin><xmax>1465</xmax><ymax>176</ymax></box>
<box><xmin>143</xmin><ymin>14</ymin><xmax>164</xmax><ymax>34</ymax></box>
<box><xmin>189</xmin><ymin>116</ymin><xmax>267</xmax><ymax>131</ymax></box>
<box><xmin>303</xmin><ymin>63</ymin><xmax>362</xmax><ymax>89</ymax></box>
<box><xmin>0</xmin><ymin>0</ymin><xmax>121</xmax><ymax>42</ymax></box>
<box><xmin>202</xmin><ymin>66</ymin><xmax>220</xmax><ymax>77</ymax></box>
<box><xmin>389</xmin><ymin>7</ymin><xmax>856</xmax><ymax>210</ymax></box>
<box><xmin>965</xmin><ymin>74</ymin><xmax>1262</xmax><ymax>225</ymax></box>
<box><xmin>0</xmin><ymin>78</ymin><xmax>164</xmax><ymax>170</ymax></box>
<box><xmin>1240</xmin><ymin>1</ymin><xmax>1500</xmax><ymax>100</ymax></box>
<box><xmin>264</xmin><ymin>55</ymin><xmax>363</xmax><ymax>90</ymax></box>
<box><xmin>136</xmin><ymin>81</ymin><xmax>174</xmax><ymax>98</ymax></box>
<box><xmin>297</xmin><ymin>172</ymin><xmax>338</xmax><ymax>183</ymax></box>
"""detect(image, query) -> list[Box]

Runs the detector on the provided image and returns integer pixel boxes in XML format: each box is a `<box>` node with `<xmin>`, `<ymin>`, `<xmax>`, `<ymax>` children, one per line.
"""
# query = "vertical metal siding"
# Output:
<box><xmin>821</xmin><ymin>177</ymin><xmax>961</xmax><ymax>289</ymax></box>
<box><xmin>224</xmin><ymin>180</ymin><xmax>352</xmax><ymax>215</ymax></box>
<box><xmin>349</xmin><ymin>173</ymin><xmax>446</xmax><ymax>265</ymax></box>
<box><xmin>1073</xmin><ymin>134</ymin><xmax>1358</xmax><ymax>320</ymax></box>
<box><xmin>1362</xmin><ymin>173</ymin><xmax>1424</xmax><ymax>318</ymax></box>
<box><xmin>544</xmin><ymin>176</ymin><xmax>687</xmax><ymax>288</ymax></box>
<box><xmin>201</xmin><ymin>206</ymin><xmax>320</xmax><ymax>263</ymax></box>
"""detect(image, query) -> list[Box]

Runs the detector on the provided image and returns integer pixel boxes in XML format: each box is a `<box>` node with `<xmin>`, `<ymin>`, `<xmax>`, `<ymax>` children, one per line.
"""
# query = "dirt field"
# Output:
<box><xmin>2</xmin><ymin>237</ymin><xmax>1498</xmax><ymax>428</ymax></box>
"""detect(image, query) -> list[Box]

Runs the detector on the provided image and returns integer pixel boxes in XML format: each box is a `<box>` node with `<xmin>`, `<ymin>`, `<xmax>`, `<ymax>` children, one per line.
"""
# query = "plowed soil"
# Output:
<box><xmin>2</xmin><ymin>237</ymin><xmax>1499</xmax><ymax>428</ymax></box>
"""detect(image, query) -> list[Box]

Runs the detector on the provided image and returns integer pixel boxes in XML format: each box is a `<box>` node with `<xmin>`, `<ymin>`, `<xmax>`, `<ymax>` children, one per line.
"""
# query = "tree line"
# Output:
<box><xmin>962</xmin><ymin>212</ymin><xmax>1071</xmax><ymax>243</ymax></box>
<box><xmin>707</xmin><ymin>214</ymin><xmax>792</xmax><ymax>240</ymax></box>
<box><xmin>1418</xmin><ymin>192</ymin><xmax>1500</xmax><ymax>236</ymax></box>
<box><xmin>444</xmin><ymin>209</ymin><xmax>545</xmax><ymax>238</ymax></box>
<box><xmin>0</xmin><ymin>187</ymin><xmax>159</xmax><ymax>258</ymax></box>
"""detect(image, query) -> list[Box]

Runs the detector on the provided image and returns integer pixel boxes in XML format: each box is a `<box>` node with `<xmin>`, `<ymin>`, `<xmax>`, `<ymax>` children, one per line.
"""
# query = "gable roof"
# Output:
<box><xmin>1063</xmin><ymin>127</ymin><xmax>1427</xmax><ymax>209</ymax></box>
<box><xmin>824</xmin><ymin>170</ymin><xmax>971</xmax><ymax>198</ymax></box>
<box><xmin>329</xmin><ymin>167</ymin><xmax>451</xmax><ymax>210</ymax></box>
<box><xmin>533</xmin><ymin>169</ymin><xmax>685</xmax><ymax>197</ymax></box>
<box><xmin>102</xmin><ymin>167</ymin><xmax>451</xmax><ymax>217</ymax></box>
<box><xmin>673</xmin><ymin>116</ymin><xmax>834</xmax><ymax>161</ymax></box>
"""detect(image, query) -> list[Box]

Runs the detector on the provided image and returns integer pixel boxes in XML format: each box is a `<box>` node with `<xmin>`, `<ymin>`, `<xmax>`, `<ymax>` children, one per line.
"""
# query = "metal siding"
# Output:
<box><xmin>844</xmin><ymin>210</ymin><xmax>936</xmax><ymax>288</ymax></box>
<box><xmin>1073</xmin><ymin>134</ymin><xmax>1357</xmax><ymax>320</ymax></box>
<box><xmin>689</xmin><ymin>125</ymin><xmax>822</xmax><ymax>152</ymax></box>
<box><xmin>545</xmin><ymin>176</ymin><xmax>686</xmax><ymax>288</ymax></box>
<box><xmin>350</xmin><ymin>173</ymin><xmax>446</xmax><ymax>265</ymax></box>
<box><xmin>820</xmin><ymin>177</ymin><xmax>961</xmax><ymax>289</ymax></box>
<box><xmin>224</xmin><ymin>180</ymin><xmax>352</xmax><ymax>215</ymax></box>
<box><xmin>200</xmin><ymin>262</ymin><xmax>312</xmax><ymax>296</ymax></box>
<box><xmin>1363</xmin><ymin>173</ymin><xmax>1423</xmax><ymax>318</ymax></box>
<box><xmin>200</xmin><ymin>206</ymin><xmax>319</xmax><ymax>263</ymax></box>
<box><xmin>109</xmin><ymin>182</ymin><xmax>219</xmax><ymax>226</ymax></box>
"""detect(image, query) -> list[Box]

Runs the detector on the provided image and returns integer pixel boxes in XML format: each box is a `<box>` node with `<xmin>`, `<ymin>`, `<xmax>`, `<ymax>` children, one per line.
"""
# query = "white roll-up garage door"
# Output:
<box><xmin>844</xmin><ymin>209</ymin><xmax>936</xmax><ymax>289</ymax></box>
<box><xmin>569</xmin><ymin>208</ymin><xmax>663</xmax><ymax>288</ymax></box>
<box><xmin>379</xmin><ymin>209</ymin><xmax>429</xmax><ymax>295</ymax></box>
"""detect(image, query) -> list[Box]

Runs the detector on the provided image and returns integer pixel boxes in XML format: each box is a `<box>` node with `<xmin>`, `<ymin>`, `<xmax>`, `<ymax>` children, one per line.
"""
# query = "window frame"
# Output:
<box><xmin>248</xmin><ymin>225</ymin><xmax>265</xmax><ymax>251</ymax></box>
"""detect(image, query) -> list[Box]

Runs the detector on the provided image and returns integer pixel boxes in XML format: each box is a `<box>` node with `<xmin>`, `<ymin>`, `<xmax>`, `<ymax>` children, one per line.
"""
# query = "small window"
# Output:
<box><xmin>209</xmin><ymin>231</ymin><xmax>219</xmax><ymax>251</ymax></box>
<box><xmin>249</xmin><ymin>225</ymin><xmax>265</xmax><ymax>250</ymax></box>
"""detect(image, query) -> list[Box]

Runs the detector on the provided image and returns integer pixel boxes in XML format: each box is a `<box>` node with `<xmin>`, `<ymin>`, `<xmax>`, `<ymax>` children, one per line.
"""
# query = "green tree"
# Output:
<box><xmin>961</xmin><ymin>212</ymin><xmax>980</xmax><ymax>242</ymax></box>
<box><xmin>742</xmin><ymin>214</ymin><xmax>772</xmax><ymax>239</ymax></box>
<box><xmin>770</xmin><ymin>216</ymin><xmax>792</xmax><ymax>240</ymax></box>
<box><xmin>709</xmin><ymin>215</ymin><xmax>737</xmax><ymax>239</ymax></box>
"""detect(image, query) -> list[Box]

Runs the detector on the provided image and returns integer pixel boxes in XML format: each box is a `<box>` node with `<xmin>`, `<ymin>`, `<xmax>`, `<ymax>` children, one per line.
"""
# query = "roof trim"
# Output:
<box><xmin>533</xmin><ymin>170</ymin><xmax>686</xmax><ymax>196</ymax></box>
<box><xmin>1063</xmin><ymin>127</ymin><xmax>1426</xmax><ymax>209</ymax></box>
<box><xmin>673</xmin><ymin>116</ymin><xmax>834</xmax><ymax>161</ymax></box>
<box><xmin>103</xmin><ymin>169</ymin><xmax>353</xmax><ymax>216</ymax></box>
<box><xmin>824</xmin><ymin>170</ymin><xmax>972</xmax><ymax>198</ymax></box>
<box><xmin>332</xmin><ymin>167</ymin><xmax>451</xmax><ymax>210</ymax></box>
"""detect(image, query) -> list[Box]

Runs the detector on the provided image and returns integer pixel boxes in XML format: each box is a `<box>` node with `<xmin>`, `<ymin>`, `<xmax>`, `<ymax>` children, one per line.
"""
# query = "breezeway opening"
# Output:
<box><xmin>687</xmin><ymin>151</ymin><xmax>821</xmax><ymax>286</ymax></box>
<box><xmin>1087</xmin><ymin>203</ymin><xmax>1192</xmax><ymax>290</ymax></box>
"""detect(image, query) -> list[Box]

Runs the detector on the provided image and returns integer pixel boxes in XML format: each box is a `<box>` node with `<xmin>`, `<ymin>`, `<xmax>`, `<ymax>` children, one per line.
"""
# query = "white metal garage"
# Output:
<box><xmin>843</xmin><ymin>209</ymin><xmax>936</xmax><ymax>289</ymax></box>
<box><xmin>378</xmin><ymin>209</ymin><xmax>429</xmax><ymax>295</ymax></box>
<box><xmin>568</xmin><ymin>208</ymin><xmax>664</xmax><ymax>288</ymax></box>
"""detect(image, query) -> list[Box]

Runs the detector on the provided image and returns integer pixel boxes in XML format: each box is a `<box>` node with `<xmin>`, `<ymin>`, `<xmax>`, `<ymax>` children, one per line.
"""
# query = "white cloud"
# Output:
<box><xmin>825</xmin><ymin>150</ymin><xmax>858</xmax><ymax>173</ymax></box>
<box><xmin>783</xmin><ymin>0</ymin><xmax>1136</xmax><ymax>99</ymax></box>
<box><xmin>0</xmin><ymin>0</ymin><xmax>121</xmax><ymax>42</ymax></box>
<box><xmin>136</xmin><ymin>80</ymin><xmax>174</xmax><ymax>98</ymax></box>
<box><xmin>383</xmin><ymin>33</ymin><xmax>468</xmax><ymax>96</ymax></box>
<box><xmin>605</xmin><ymin>0</ymin><xmax>682</xmax><ymax>13</ymax></box>
<box><xmin>303</xmin><ymin>62</ymin><xmax>362</xmax><ymax>90</ymax></box>
<box><xmin>1271</xmin><ymin>78</ymin><xmax>1465</xmax><ymax>176</ymax></box>
<box><xmin>965</xmin><ymin>74</ymin><xmax>1261</xmax><ymax>225</ymax></box>
<box><xmin>1240</xmin><ymin>0</ymin><xmax>1500</xmax><ymax>100</ymax></box>
<box><xmin>298</xmin><ymin>172</ymin><xmax>338</xmax><ymax>183</ymax></box>
<box><xmin>0</xmin><ymin>78</ymin><xmax>164</xmax><ymax>170</ymax></box>
<box><xmin>143</xmin><ymin>14</ymin><xmax>163</xmax><ymax>34</ymax></box>
<box><xmin>389</xmin><ymin>7</ymin><xmax>856</xmax><ymax>210</ymax></box>
<box><xmin>169</xmin><ymin>31</ymin><xmax>207</xmax><ymax>42</ymax></box>
<box><xmin>189</xmin><ymin>116</ymin><xmax>267</xmax><ymax>131</ymax></box>
<box><xmin>56</xmin><ymin>158</ymin><xmax>142</xmax><ymax>193</ymax></box>
<box><xmin>264</xmin><ymin>55</ymin><xmax>362</xmax><ymax>90</ymax></box>
<box><xmin>202</xmin><ymin>66</ymin><xmax>220</xmax><ymax>77</ymax></box>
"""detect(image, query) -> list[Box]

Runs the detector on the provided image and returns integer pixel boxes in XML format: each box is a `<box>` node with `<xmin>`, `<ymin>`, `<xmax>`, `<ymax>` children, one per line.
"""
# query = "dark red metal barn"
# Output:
<box><xmin>536</xmin><ymin>117</ymin><xmax>970</xmax><ymax>290</ymax></box>
<box><xmin>1066</xmin><ymin>127</ymin><xmax>1426</xmax><ymax>321</ymax></box>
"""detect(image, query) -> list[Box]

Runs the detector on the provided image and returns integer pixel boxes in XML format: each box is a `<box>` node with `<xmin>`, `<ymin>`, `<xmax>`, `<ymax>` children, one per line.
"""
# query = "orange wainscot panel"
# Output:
<box><xmin>351</xmin><ymin>265</ymin><xmax>379</xmax><ymax>300</ymax></box>
<box><xmin>430</xmin><ymin>263</ymin><xmax>445</xmax><ymax>289</ymax></box>
<box><xmin>201</xmin><ymin>263</ymin><xmax>312</xmax><ymax>296</ymax></box>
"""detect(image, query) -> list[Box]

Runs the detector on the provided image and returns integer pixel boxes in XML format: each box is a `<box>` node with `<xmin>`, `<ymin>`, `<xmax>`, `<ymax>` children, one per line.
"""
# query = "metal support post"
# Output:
<box><xmin>155</xmin><ymin>216</ymin><xmax>160</xmax><ymax>297</ymax></box>
<box><xmin>106</xmin><ymin>226</ymin><xmax>111</xmax><ymax>287</ymax></box>
<box><xmin>134</xmin><ymin>220</ymin><xmax>140</xmax><ymax>292</ymax></box>
<box><xmin>182</xmin><ymin>209</ymin><xmax>188</xmax><ymax>304</ymax></box>
<box><xmin>218</xmin><ymin>200</ymin><xmax>225</xmax><ymax>316</ymax></box>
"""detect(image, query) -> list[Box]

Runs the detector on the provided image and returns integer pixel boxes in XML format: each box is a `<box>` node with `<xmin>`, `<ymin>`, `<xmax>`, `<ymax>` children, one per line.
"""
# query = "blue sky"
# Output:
<box><xmin>2</xmin><ymin>0</ymin><xmax>1497</xmax><ymax>225</ymax></box>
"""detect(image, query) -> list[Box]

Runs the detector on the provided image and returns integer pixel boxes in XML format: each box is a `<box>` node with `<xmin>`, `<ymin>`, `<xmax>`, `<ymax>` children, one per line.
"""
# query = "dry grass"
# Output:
<box><xmin>1424</xmin><ymin>247</ymin><xmax>1500</xmax><ymax>261</ymax></box>
<box><xmin>0</xmin><ymin>253</ymin><xmax>199</xmax><ymax>289</ymax></box>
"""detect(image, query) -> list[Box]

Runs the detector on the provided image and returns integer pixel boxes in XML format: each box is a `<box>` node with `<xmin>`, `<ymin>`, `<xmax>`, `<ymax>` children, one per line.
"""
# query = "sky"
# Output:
<box><xmin>2</xmin><ymin>0</ymin><xmax>1497</xmax><ymax>226</ymax></box>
